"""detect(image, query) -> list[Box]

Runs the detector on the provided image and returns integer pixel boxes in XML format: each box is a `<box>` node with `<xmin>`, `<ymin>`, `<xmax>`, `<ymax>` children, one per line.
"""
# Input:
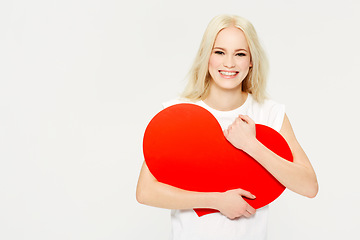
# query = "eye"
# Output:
<box><xmin>214</xmin><ymin>51</ymin><xmax>225</xmax><ymax>55</ymax></box>
<box><xmin>236</xmin><ymin>53</ymin><xmax>246</xmax><ymax>57</ymax></box>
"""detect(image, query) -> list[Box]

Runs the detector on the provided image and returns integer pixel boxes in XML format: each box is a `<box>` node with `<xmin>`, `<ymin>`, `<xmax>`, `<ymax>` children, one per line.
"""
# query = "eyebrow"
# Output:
<box><xmin>213</xmin><ymin>47</ymin><xmax>248</xmax><ymax>52</ymax></box>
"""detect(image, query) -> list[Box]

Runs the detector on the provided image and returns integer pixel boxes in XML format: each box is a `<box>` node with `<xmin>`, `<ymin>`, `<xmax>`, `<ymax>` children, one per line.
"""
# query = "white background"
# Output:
<box><xmin>1</xmin><ymin>0</ymin><xmax>359</xmax><ymax>239</ymax></box>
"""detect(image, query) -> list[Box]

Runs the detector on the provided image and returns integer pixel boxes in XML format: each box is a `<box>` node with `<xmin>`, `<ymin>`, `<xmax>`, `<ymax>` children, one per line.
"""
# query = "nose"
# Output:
<box><xmin>223</xmin><ymin>55</ymin><xmax>235</xmax><ymax>68</ymax></box>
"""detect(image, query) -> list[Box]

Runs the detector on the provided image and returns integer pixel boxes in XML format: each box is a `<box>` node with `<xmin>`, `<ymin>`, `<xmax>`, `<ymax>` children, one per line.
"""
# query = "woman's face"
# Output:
<box><xmin>208</xmin><ymin>27</ymin><xmax>252</xmax><ymax>91</ymax></box>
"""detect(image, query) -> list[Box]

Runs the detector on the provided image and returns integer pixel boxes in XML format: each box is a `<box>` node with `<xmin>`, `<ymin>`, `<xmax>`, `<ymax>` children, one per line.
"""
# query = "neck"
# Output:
<box><xmin>203</xmin><ymin>85</ymin><xmax>248</xmax><ymax>111</ymax></box>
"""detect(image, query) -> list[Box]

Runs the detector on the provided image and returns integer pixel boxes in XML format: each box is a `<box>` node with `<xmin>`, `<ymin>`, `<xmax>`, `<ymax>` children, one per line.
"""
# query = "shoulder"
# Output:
<box><xmin>249</xmin><ymin>95</ymin><xmax>283</xmax><ymax>112</ymax></box>
<box><xmin>263</xmin><ymin>98</ymin><xmax>285</xmax><ymax>117</ymax></box>
<box><xmin>248</xmin><ymin>95</ymin><xmax>286</xmax><ymax>132</ymax></box>
<box><xmin>162</xmin><ymin>98</ymin><xmax>196</xmax><ymax>109</ymax></box>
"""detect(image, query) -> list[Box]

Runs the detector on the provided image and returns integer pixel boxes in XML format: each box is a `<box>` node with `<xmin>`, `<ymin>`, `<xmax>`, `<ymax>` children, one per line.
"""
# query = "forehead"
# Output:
<box><xmin>214</xmin><ymin>27</ymin><xmax>249</xmax><ymax>50</ymax></box>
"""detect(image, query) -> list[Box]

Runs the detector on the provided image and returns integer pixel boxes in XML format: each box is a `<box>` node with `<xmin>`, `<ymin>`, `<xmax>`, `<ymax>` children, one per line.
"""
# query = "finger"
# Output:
<box><xmin>236</xmin><ymin>116</ymin><xmax>248</xmax><ymax>125</ymax></box>
<box><xmin>235</xmin><ymin>117</ymin><xmax>242</xmax><ymax>124</ymax></box>
<box><xmin>239</xmin><ymin>115</ymin><xmax>255</xmax><ymax>125</ymax></box>
<box><xmin>243</xmin><ymin>210</ymin><xmax>252</xmax><ymax>218</ymax></box>
<box><xmin>223</xmin><ymin>129</ymin><xmax>229</xmax><ymax>138</ymax></box>
<box><xmin>246</xmin><ymin>206</ymin><xmax>256</xmax><ymax>215</ymax></box>
<box><xmin>236</xmin><ymin>189</ymin><xmax>256</xmax><ymax>199</ymax></box>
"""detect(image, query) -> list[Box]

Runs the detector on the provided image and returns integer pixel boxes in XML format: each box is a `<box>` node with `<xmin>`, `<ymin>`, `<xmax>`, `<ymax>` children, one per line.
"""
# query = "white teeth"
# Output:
<box><xmin>219</xmin><ymin>71</ymin><xmax>237</xmax><ymax>76</ymax></box>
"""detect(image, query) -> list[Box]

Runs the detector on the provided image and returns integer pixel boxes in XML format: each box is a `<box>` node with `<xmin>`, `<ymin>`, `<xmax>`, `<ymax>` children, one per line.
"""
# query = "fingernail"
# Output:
<box><xmin>252</xmin><ymin>195</ymin><xmax>256</xmax><ymax>198</ymax></box>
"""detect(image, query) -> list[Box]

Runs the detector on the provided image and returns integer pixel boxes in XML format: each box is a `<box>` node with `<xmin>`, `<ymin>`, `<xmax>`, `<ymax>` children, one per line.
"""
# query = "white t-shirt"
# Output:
<box><xmin>162</xmin><ymin>93</ymin><xmax>286</xmax><ymax>240</ymax></box>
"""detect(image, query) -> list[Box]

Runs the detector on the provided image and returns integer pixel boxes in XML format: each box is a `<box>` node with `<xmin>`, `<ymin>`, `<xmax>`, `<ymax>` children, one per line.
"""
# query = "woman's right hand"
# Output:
<box><xmin>137</xmin><ymin>161</ymin><xmax>256</xmax><ymax>220</ymax></box>
<box><xmin>216</xmin><ymin>189</ymin><xmax>256</xmax><ymax>219</ymax></box>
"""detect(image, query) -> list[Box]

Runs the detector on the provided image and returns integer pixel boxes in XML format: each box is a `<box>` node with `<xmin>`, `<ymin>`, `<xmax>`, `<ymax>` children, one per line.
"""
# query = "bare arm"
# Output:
<box><xmin>224</xmin><ymin>114</ymin><xmax>318</xmax><ymax>198</ymax></box>
<box><xmin>136</xmin><ymin>161</ymin><xmax>256</xmax><ymax>219</ymax></box>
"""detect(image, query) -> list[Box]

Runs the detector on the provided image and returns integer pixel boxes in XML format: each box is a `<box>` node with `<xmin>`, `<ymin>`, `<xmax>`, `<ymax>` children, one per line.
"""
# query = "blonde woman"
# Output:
<box><xmin>136</xmin><ymin>14</ymin><xmax>318</xmax><ymax>240</ymax></box>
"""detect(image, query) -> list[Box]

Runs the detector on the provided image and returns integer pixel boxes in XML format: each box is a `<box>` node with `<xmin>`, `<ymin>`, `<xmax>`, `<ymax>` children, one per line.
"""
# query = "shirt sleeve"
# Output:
<box><xmin>268</xmin><ymin>103</ymin><xmax>286</xmax><ymax>132</ymax></box>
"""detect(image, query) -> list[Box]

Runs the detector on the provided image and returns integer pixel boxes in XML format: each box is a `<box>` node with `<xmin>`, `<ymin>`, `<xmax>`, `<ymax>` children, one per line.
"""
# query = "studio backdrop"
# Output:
<box><xmin>0</xmin><ymin>0</ymin><xmax>359</xmax><ymax>239</ymax></box>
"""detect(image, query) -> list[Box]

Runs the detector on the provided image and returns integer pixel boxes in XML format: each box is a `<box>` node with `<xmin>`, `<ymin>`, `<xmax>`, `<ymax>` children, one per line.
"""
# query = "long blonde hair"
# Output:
<box><xmin>181</xmin><ymin>14</ymin><xmax>269</xmax><ymax>103</ymax></box>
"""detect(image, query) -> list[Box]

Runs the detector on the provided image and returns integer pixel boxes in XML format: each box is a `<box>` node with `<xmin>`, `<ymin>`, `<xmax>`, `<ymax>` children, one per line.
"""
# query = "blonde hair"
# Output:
<box><xmin>181</xmin><ymin>14</ymin><xmax>269</xmax><ymax>103</ymax></box>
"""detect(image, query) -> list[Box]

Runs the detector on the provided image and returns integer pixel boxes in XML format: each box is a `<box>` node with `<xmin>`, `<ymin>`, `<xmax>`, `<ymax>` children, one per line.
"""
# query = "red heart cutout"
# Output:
<box><xmin>143</xmin><ymin>103</ymin><xmax>293</xmax><ymax>217</ymax></box>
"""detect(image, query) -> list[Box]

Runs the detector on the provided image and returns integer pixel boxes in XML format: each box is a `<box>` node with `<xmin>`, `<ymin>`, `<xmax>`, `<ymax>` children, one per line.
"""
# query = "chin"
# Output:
<box><xmin>214</xmin><ymin>80</ymin><xmax>243</xmax><ymax>91</ymax></box>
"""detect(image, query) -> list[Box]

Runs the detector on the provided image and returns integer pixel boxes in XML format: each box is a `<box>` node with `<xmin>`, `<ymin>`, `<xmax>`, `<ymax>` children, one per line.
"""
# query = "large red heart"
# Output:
<box><xmin>143</xmin><ymin>103</ymin><xmax>293</xmax><ymax>217</ymax></box>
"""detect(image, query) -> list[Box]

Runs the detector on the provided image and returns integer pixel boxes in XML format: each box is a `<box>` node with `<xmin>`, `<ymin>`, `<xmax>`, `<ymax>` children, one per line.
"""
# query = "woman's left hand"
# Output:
<box><xmin>224</xmin><ymin>115</ymin><xmax>257</xmax><ymax>151</ymax></box>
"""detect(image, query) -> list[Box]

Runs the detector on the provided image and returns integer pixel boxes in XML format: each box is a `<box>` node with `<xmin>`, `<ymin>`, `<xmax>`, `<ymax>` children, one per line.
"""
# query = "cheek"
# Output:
<box><xmin>237</xmin><ymin>57</ymin><xmax>252</xmax><ymax>68</ymax></box>
<box><xmin>208</xmin><ymin>54</ymin><xmax>221</xmax><ymax>71</ymax></box>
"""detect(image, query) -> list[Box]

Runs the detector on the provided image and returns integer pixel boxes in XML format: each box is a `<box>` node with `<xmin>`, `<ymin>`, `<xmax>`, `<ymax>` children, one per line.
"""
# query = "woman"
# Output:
<box><xmin>136</xmin><ymin>14</ymin><xmax>318</xmax><ymax>240</ymax></box>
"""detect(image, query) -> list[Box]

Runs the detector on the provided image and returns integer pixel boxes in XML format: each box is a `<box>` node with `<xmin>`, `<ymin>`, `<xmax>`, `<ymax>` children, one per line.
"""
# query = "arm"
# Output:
<box><xmin>224</xmin><ymin>114</ymin><xmax>318</xmax><ymax>198</ymax></box>
<box><xmin>136</xmin><ymin>161</ymin><xmax>256</xmax><ymax>219</ymax></box>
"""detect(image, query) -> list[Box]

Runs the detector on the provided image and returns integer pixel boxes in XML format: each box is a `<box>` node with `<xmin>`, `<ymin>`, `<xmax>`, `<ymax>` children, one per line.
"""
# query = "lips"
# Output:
<box><xmin>218</xmin><ymin>70</ymin><xmax>239</xmax><ymax>77</ymax></box>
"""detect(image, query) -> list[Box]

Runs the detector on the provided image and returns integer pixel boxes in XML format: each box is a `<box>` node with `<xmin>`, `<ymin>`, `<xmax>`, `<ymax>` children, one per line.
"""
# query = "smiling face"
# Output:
<box><xmin>208</xmin><ymin>27</ymin><xmax>252</xmax><ymax>92</ymax></box>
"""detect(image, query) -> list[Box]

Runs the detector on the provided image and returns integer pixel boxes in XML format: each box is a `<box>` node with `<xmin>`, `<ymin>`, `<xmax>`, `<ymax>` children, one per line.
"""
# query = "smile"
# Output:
<box><xmin>219</xmin><ymin>70</ymin><xmax>239</xmax><ymax>76</ymax></box>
